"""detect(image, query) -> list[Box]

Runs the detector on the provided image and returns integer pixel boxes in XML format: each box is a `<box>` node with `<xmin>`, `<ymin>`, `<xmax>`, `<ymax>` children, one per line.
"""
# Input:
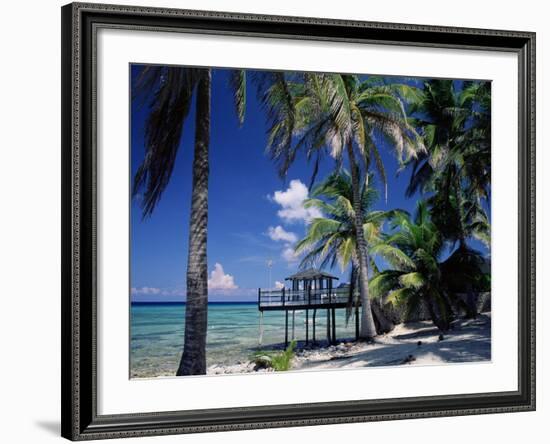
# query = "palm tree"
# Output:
<box><xmin>295</xmin><ymin>171</ymin><xmax>400</xmax><ymax>334</ymax></box>
<box><xmin>369</xmin><ymin>201</ymin><xmax>486</xmax><ymax>331</ymax></box>
<box><xmin>258</xmin><ymin>72</ymin><xmax>424</xmax><ymax>339</ymax></box>
<box><xmin>132</xmin><ymin>67</ymin><xmax>246</xmax><ymax>375</ymax></box>
<box><xmin>457</xmin><ymin>80</ymin><xmax>491</xmax><ymax>201</ymax></box>
<box><xmin>406</xmin><ymin>79</ymin><xmax>490</xmax><ymax>245</ymax></box>
<box><xmin>405</xmin><ymin>79</ymin><xmax>491</xmax><ymax>317</ymax></box>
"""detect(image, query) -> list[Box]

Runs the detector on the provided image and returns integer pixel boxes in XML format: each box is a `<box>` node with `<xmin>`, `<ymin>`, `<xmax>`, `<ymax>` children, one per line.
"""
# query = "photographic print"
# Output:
<box><xmin>62</xmin><ymin>5</ymin><xmax>535</xmax><ymax>438</ymax></box>
<box><xmin>130</xmin><ymin>65</ymin><xmax>492</xmax><ymax>379</ymax></box>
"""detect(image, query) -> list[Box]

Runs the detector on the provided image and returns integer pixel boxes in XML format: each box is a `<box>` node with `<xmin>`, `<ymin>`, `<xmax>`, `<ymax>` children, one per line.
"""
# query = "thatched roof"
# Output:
<box><xmin>285</xmin><ymin>268</ymin><xmax>339</xmax><ymax>281</ymax></box>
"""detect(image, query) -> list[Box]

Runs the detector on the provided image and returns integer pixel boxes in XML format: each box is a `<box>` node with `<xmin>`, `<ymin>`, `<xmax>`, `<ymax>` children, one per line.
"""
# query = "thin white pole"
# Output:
<box><xmin>258</xmin><ymin>311</ymin><xmax>264</xmax><ymax>346</ymax></box>
<box><xmin>267</xmin><ymin>259</ymin><xmax>273</xmax><ymax>289</ymax></box>
<box><xmin>292</xmin><ymin>310</ymin><xmax>296</xmax><ymax>340</ymax></box>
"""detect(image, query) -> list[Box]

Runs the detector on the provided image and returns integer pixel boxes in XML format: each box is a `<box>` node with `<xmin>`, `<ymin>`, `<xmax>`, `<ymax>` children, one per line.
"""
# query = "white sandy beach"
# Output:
<box><xmin>208</xmin><ymin>313</ymin><xmax>491</xmax><ymax>375</ymax></box>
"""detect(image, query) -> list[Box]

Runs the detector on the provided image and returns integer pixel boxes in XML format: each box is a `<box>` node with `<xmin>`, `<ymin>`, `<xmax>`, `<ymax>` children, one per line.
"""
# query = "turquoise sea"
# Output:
<box><xmin>130</xmin><ymin>302</ymin><xmax>358</xmax><ymax>378</ymax></box>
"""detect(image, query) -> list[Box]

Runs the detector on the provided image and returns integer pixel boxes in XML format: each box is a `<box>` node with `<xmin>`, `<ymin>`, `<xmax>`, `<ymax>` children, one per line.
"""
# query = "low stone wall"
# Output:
<box><xmin>452</xmin><ymin>292</ymin><xmax>491</xmax><ymax>316</ymax></box>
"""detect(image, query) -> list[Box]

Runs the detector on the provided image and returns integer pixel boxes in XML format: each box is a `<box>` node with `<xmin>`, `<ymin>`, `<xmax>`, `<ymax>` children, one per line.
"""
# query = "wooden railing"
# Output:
<box><xmin>258</xmin><ymin>287</ymin><xmax>351</xmax><ymax>308</ymax></box>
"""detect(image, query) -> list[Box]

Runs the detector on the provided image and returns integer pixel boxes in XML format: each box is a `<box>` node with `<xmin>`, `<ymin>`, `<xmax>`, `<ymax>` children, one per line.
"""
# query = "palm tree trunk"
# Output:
<box><xmin>177</xmin><ymin>71</ymin><xmax>211</xmax><ymax>376</ymax></box>
<box><xmin>346</xmin><ymin>142</ymin><xmax>377</xmax><ymax>339</ymax></box>
<box><xmin>454</xmin><ymin>183</ymin><xmax>477</xmax><ymax>319</ymax></box>
<box><xmin>426</xmin><ymin>290</ymin><xmax>452</xmax><ymax>332</ymax></box>
<box><xmin>371</xmin><ymin>300</ymin><xmax>394</xmax><ymax>334</ymax></box>
<box><xmin>458</xmin><ymin>240</ymin><xmax>477</xmax><ymax>319</ymax></box>
<box><xmin>427</xmin><ymin>299</ymin><xmax>450</xmax><ymax>332</ymax></box>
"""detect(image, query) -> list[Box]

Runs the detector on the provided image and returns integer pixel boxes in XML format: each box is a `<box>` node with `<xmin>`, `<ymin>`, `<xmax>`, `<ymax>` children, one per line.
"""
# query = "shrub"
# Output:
<box><xmin>251</xmin><ymin>340</ymin><xmax>297</xmax><ymax>371</ymax></box>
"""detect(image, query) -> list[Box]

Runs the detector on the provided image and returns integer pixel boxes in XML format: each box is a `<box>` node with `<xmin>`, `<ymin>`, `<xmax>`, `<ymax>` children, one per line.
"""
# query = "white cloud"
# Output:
<box><xmin>131</xmin><ymin>286</ymin><xmax>161</xmax><ymax>295</ymax></box>
<box><xmin>207</xmin><ymin>263</ymin><xmax>238</xmax><ymax>290</ymax></box>
<box><xmin>265</xmin><ymin>180</ymin><xmax>320</xmax><ymax>266</ymax></box>
<box><xmin>275</xmin><ymin>281</ymin><xmax>285</xmax><ymax>290</ymax></box>
<box><xmin>271</xmin><ymin>179</ymin><xmax>322</xmax><ymax>224</ymax></box>
<box><xmin>267</xmin><ymin>225</ymin><xmax>298</xmax><ymax>243</ymax></box>
<box><xmin>281</xmin><ymin>245</ymin><xmax>299</xmax><ymax>263</ymax></box>
<box><xmin>265</xmin><ymin>227</ymin><xmax>300</xmax><ymax>265</ymax></box>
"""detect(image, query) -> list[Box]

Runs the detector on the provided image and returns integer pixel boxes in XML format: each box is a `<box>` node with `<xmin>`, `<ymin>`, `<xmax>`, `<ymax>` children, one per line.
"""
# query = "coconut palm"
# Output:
<box><xmin>132</xmin><ymin>67</ymin><xmax>246</xmax><ymax>375</ymax></box>
<box><xmin>295</xmin><ymin>171</ymin><xmax>402</xmax><ymax>333</ymax></box>
<box><xmin>406</xmin><ymin>79</ymin><xmax>491</xmax><ymax>246</ymax></box>
<box><xmin>258</xmin><ymin>72</ymin><xmax>425</xmax><ymax>339</ymax></box>
<box><xmin>369</xmin><ymin>201</ymin><xmax>486</xmax><ymax>331</ymax></box>
<box><xmin>405</xmin><ymin>79</ymin><xmax>491</xmax><ymax>317</ymax></box>
<box><xmin>456</xmin><ymin>80</ymin><xmax>491</xmax><ymax>201</ymax></box>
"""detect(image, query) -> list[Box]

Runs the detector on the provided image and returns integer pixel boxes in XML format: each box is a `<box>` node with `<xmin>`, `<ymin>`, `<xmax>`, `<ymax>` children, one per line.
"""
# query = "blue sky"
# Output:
<box><xmin>130</xmin><ymin>66</ymin><xmax>489</xmax><ymax>302</ymax></box>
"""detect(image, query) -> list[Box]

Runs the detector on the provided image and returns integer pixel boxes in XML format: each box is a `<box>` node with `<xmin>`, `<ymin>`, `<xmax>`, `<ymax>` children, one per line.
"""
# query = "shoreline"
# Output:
<box><xmin>208</xmin><ymin>312</ymin><xmax>491</xmax><ymax>375</ymax></box>
<box><xmin>131</xmin><ymin>313</ymin><xmax>490</xmax><ymax>378</ymax></box>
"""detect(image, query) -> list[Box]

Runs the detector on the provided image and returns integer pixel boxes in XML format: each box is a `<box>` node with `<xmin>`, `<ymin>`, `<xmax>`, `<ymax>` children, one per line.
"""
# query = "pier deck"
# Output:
<box><xmin>257</xmin><ymin>286</ymin><xmax>359</xmax><ymax>347</ymax></box>
<box><xmin>258</xmin><ymin>288</ymin><xmax>351</xmax><ymax>311</ymax></box>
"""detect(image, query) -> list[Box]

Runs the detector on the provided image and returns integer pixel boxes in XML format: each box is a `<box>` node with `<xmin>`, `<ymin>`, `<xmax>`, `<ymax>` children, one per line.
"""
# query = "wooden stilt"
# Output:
<box><xmin>258</xmin><ymin>274</ymin><xmax>358</xmax><ymax>350</ymax></box>
<box><xmin>313</xmin><ymin>309</ymin><xmax>317</xmax><ymax>343</ymax></box>
<box><xmin>259</xmin><ymin>311</ymin><xmax>264</xmax><ymax>346</ymax></box>
<box><xmin>285</xmin><ymin>310</ymin><xmax>288</xmax><ymax>348</ymax></box>
<box><xmin>331</xmin><ymin>308</ymin><xmax>336</xmax><ymax>344</ymax></box>
<box><xmin>292</xmin><ymin>310</ymin><xmax>295</xmax><ymax>340</ymax></box>
<box><xmin>305</xmin><ymin>309</ymin><xmax>309</xmax><ymax>345</ymax></box>
<box><xmin>326</xmin><ymin>309</ymin><xmax>331</xmax><ymax>343</ymax></box>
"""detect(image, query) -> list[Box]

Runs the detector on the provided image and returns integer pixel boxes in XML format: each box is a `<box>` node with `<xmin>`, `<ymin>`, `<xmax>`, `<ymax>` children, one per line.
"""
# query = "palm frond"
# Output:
<box><xmin>370</xmin><ymin>243</ymin><xmax>416</xmax><ymax>269</ymax></box>
<box><xmin>229</xmin><ymin>69</ymin><xmax>246</xmax><ymax>126</ymax></box>
<box><xmin>368</xmin><ymin>271</ymin><xmax>401</xmax><ymax>299</ymax></box>
<box><xmin>368</xmin><ymin>138</ymin><xmax>388</xmax><ymax>200</ymax></box>
<box><xmin>255</xmin><ymin>71</ymin><xmax>297</xmax><ymax>178</ymax></box>
<box><xmin>386</xmin><ymin>287</ymin><xmax>415</xmax><ymax>308</ymax></box>
<box><xmin>133</xmin><ymin>67</ymin><xmax>203</xmax><ymax>216</ymax></box>
<box><xmin>398</xmin><ymin>272</ymin><xmax>425</xmax><ymax>289</ymax></box>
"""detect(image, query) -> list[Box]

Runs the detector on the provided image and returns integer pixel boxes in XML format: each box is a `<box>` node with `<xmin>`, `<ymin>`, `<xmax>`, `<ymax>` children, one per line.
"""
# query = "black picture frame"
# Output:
<box><xmin>61</xmin><ymin>2</ymin><xmax>536</xmax><ymax>440</ymax></box>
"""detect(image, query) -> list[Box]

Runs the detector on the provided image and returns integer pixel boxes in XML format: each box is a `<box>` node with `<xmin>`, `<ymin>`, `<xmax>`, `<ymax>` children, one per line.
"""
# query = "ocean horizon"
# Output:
<box><xmin>130</xmin><ymin>300</ymin><xmax>358</xmax><ymax>378</ymax></box>
<box><xmin>132</xmin><ymin>301</ymin><xmax>257</xmax><ymax>305</ymax></box>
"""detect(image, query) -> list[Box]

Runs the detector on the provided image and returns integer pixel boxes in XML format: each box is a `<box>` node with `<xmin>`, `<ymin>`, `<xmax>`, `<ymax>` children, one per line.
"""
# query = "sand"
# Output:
<box><xmin>207</xmin><ymin>312</ymin><xmax>491</xmax><ymax>375</ymax></box>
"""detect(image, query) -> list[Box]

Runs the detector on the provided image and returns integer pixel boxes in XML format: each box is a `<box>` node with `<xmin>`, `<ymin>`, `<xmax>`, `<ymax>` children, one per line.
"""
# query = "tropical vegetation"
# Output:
<box><xmin>291</xmin><ymin>78</ymin><xmax>491</xmax><ymax>333</ymax></box>
<box><xmin>257</xmin><ymin>72</ymin><xmax>425</xmax><ymax>339</ymax></box>
<box><xmin>295</xmin><ymin>171</ymin><xmax>400</xmax><ymax>333</ymax></box>
<box><xmin>132</xmin><ymin>66</ymin><xmax>491</xmax><ymax>374</ymax></box>
<box><xmin>251</xmin><ymin>340</ymin><xmax>297</xmax><ymax>371</ymax></box>
<box><xmin>369</xmin><ymin>201</ymin><xmax>486</xmax><ymax>331</ymax></box>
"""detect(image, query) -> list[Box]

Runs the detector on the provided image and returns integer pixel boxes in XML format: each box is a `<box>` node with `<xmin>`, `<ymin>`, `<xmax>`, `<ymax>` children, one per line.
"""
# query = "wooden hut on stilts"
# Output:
<box><xmin>258</xmin><ymin>268</ymin><xmax>360</xmax><ymax>348</ymax></box>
